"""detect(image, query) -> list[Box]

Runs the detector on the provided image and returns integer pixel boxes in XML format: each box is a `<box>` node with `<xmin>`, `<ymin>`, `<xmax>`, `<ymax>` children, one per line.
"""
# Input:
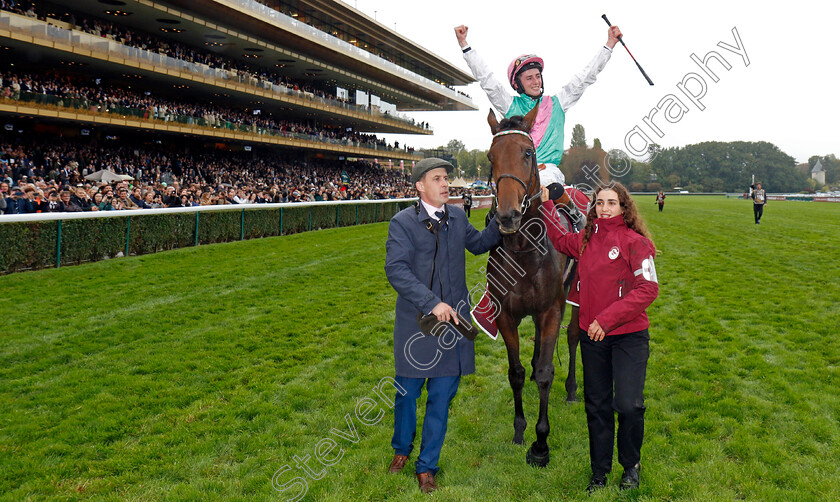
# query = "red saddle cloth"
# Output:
<box><xmin>565</xmin><ymin>185</ymin><xmax>590</xmax><ymax>214</ymax></box>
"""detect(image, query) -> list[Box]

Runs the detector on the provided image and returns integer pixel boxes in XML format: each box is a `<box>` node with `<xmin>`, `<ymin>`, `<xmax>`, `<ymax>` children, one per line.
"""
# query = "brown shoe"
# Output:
<box><xmin>416</xmin><ymin>471</ymin><xmax>438</xmax><ymax>493</ymax></box>
<box><xmin>388</xmin><ymin>454</ymin><xmax>408</xmax><ymax>474</ymax></box>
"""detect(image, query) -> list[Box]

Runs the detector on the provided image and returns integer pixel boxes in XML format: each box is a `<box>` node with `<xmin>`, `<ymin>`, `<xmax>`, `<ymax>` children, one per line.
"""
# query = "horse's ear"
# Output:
<box><xmin>521</xmin><ymin>103</ymin><xmax>539</xmax><ymax>132</ymax></box>
<box><xmin>487</xmin><ymin>109</ymin><xmax>501</xmax><ymax>135</ymax></box>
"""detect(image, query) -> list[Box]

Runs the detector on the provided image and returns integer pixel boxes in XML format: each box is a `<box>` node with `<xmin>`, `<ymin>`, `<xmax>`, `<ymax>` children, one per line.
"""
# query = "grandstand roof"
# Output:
<box><xmin>0</xmin><ymin>0</ymin><xmax>471</xmax><ymax>162</ymax></box>
<box><xmin>97</xmin><ymin>0</ymin><xmax>477</xmax><ymax>112</ymax></box>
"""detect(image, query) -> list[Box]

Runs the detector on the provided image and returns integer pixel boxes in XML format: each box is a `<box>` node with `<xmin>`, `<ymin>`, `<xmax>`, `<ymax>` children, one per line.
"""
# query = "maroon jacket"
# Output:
<box><xmin>542</xmin><ymin>201</ymin><xmax>659</xmax><ymax>336</ymax></box>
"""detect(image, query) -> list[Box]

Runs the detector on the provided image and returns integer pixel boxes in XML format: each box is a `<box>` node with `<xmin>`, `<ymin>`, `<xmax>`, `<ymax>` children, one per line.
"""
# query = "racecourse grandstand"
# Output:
<box><xmin>0</xmin><ymin>0</ymin><xmax>477</xmax><ymax>198</ymax></box>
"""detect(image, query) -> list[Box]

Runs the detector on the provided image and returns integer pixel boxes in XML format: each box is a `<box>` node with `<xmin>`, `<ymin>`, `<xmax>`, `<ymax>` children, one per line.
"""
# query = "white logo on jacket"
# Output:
<box><xmin>608</xmin><ymin>246</ymin><xmax>620</xmax><ymax>260</ymax></box>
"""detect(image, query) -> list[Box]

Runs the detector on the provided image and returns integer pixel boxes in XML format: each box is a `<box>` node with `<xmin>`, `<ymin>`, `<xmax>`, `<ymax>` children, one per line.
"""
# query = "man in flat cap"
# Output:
<box><xmin>384</xmin><ymin>158</ymin><xmax>501</xmax><ymax>493</ymax></box>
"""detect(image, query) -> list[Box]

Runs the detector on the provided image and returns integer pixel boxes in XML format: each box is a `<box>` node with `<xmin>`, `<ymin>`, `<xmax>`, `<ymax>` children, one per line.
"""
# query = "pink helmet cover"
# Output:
<box><xmin>507</xmin><ymin>54</ymin><xmax>545</xmax><ymax>92</ymax></box>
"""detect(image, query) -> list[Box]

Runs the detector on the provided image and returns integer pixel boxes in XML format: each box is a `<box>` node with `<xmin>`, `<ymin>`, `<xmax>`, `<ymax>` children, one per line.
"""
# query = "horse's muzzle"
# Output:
<box><xmin>497</xmin><ymin>209</ymin><xmax>522</xmax><ymax>234</ymax></box>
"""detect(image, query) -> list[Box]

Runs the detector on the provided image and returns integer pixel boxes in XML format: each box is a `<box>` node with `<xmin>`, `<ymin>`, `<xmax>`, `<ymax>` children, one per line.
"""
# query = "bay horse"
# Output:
<box><xmin>485</xmin><ymin>104</ymin><xmax>571</xmax><ymax>467</ymax></box>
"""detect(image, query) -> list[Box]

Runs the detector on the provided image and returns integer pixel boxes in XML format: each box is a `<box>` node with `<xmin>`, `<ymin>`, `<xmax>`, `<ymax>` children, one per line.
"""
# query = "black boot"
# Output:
<box><xmin>485</xmin><ymin>203</ymin><xmax>497</xmax><ymax>228</ymax></box>
<box><xmin>620</xmin><ymin>464</ymin><xmax>640</xmax><ymax>490</ymax></box>
<box><xmin>587</xmin><ymin>472</ymin><xmax>607</xmax><ymax>494</ymax></box>
<box><xmin>566</xmin><ymin>203</ymin><xmax>586</xmax><ymax>232</ymax></box>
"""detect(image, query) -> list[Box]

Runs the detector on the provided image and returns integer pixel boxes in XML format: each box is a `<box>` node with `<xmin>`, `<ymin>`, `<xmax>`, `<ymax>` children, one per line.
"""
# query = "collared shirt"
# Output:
<box><xmin>420</xmin><ymin>199</ymin><xmax>445</xmax><ymax>221</ymax></box>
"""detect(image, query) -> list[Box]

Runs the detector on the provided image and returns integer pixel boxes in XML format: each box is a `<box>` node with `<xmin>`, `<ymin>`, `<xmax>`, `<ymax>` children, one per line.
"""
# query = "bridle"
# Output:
<box><xmin>489</xmin><ymin>129</ymin><xmax>542</xmax><ymax>215</ymax></box>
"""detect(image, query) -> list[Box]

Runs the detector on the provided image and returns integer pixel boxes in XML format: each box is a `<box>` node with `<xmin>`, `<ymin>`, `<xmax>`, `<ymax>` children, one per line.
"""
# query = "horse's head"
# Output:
<box><xmin>487</xmin><ymin>105</ymin><xmax>540</xmax><ymax>235</ymax></box>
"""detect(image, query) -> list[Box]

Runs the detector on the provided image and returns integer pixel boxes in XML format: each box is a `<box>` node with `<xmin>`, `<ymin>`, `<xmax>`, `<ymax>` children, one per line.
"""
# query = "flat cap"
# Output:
<box><xmin>411</xmin><ymin>158</ymin><xmax>453</xmax><ymax>184</ymax></box>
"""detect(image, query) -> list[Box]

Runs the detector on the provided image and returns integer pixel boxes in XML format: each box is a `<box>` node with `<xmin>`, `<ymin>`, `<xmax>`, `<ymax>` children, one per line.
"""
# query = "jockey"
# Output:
<box><xmin>456</xmin><ymin>23</ymin><xmax>622</xmax><ymax>338</ymax></box>
<box><xmin>455</xmin><ymin>24</ymin><xmax>622</xmax><ymax>231</ymax></box>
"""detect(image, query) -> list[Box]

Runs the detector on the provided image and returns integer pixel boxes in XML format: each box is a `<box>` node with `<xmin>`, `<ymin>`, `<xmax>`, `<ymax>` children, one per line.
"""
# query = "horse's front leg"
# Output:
<box><xmin>566</xmin><ymin>306</ymin><xmax>580</xmax><ymax>403</ymax></box>
<box><xmin>498</xmin><ymin>312</ymin><xmax>526</xmax><ymax>445</ymax></box>
<box><xmin>530</xmin><ymin>314</ymin><xmax>541</xmax><ymax>382</ymax></box>
<box><xmin>526</xmin><ymin>305</ymin><xmax>561</xmax><ymax>467</ymax></box>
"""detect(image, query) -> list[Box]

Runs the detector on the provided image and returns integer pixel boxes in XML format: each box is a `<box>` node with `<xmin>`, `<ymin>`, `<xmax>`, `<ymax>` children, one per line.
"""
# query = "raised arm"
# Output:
<box><xmin>555</xmin><ymin>26</ymin><xmax>622</xmax><ymax>112</ymax></box>
<box><xmin>455</xmin><ymin>24</ymin><xmax>513</xmax><ymax>116</ymax></box>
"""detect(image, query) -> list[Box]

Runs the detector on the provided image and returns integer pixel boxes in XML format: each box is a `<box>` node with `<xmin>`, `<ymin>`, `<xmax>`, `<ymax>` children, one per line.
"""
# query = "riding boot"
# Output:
<box><xmin>565</xmin><ymin>202</ymin><xmax>586</xmax><ymax>232</ymax></box>
<box><xmin>485</xmin><ymin>206</ymin><xmax>496</xmax><ymax>228</ymax></box>
<box><xmin>485</xmin><ymin>198</ymin><xmax>497</xmax><ymax>228</ymax></box>
<box><xmin>551</xmin><ymin>186</ymin><xmax>586</xmax><ymax>233</ymax></box>
<box><xmin>545</xmin><ymin>183</ymin><xmax>565</xmax><ymax>202</ymax></box>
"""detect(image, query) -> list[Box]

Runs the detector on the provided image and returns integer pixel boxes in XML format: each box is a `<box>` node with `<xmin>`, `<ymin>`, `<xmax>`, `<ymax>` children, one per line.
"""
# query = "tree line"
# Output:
<box><xmin>421</xmin><ymin>125</ymin><xmax>835</xmax><ymax>193</ymax></box>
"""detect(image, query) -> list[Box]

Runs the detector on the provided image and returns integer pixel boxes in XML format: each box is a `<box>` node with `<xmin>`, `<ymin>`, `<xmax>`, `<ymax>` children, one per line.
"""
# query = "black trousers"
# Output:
<box><xmin>580</xmin><ymin>329</ymin><xmax>649</xmax><ymax>475</ymax></box>
<box><xmin>463</xmin><ymin>204</ymin><xmax>471</xmax><ymax>217</ymax></box>
<box><xmin>753</xmin><ymin>203</ymin><xmax>764</xmax><ymax>223</ymax></box>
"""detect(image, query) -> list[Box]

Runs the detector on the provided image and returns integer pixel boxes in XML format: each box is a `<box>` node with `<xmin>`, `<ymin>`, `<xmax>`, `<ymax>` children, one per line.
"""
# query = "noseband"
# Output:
<box><xmin>490</xmin><ymin>129</ymin><xmax>542</xmax><ymax>215</ymax></box>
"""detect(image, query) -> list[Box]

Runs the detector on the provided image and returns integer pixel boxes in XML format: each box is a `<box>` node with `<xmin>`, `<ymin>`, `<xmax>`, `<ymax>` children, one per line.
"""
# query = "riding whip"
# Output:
<box><xmin>601</xmin><ymin>14</ymin><xmax>654</xmax><ymax>86</ymax></box>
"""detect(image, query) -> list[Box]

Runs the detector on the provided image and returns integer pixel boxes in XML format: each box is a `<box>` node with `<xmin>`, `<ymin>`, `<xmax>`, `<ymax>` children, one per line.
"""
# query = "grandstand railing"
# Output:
<box><xmin>0</xmin><ymin>10</ymin><xmax>431</xmax><ymax>134</ymax></box>
<box><xmin>3</xmin><ymin>91</ymin><xmax>417</xmax><ymax>155</ymax></box>
<box><xmin>0</xmin><ymin>199</ymin><xmax>415</xmax><ymax>274</ymax></box>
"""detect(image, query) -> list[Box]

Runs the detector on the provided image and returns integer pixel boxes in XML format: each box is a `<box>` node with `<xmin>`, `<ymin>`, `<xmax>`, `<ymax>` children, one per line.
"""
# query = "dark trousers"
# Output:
<box><xmin>463</xmin><ymin>204</ymin><xmax>471</xmax><ymax>217</ymax></box>
<box><xmin>391</xmin><ymin>375</ymin><xmax>460</xmax><ymax>475</ymax></box>
<box><xmin>754</xmin><ymin>203</ymin><xmax>764</xmax><ymax>223</ymax></box>
<box><xmin>580</xmin><ymin>329</ymin><xmax>649</xmax><ymax>475</ymax></box>
<box><xmin>658</xmin><ymin>203</ymin><xmax>664</xmax><ymax>212</ymax></box>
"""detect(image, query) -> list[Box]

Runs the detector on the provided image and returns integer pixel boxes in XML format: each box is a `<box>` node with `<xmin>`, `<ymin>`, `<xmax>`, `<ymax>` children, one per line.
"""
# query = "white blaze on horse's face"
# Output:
<box><xmin>519</xmin><ymin>68</ymin><xmax>543</xmax><ymax>98</ymax></box>
<box><xmin>416</xmin><ymin>167</ymin><xmax>450</xmax><ymax>208</ymax></box>
<box><xmin>595</xmin><ymin>189</ymin><xmax>624</xmax><ymax>219</ymax></box>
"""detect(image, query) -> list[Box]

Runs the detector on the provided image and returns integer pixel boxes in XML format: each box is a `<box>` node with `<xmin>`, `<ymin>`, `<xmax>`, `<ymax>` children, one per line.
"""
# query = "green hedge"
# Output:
<box><xmin>0</xmin><ymin>202</ymin><xmax>414</xmax><ymax>274</ymax></box>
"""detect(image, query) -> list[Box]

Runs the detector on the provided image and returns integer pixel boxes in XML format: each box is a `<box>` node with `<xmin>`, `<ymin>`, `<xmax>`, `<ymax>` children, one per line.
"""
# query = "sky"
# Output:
<box><xmin>340</xmin><ymin>0</ymin><xmax>837</xmax><ymax>165</ymax></box>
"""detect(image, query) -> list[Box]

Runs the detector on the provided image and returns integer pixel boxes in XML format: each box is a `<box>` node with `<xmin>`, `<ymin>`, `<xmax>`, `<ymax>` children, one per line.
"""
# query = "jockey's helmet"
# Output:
<box><xmin>507</xmin><ymin>54</ymin><xmax>544</xmax><ymax>94</ymax></box>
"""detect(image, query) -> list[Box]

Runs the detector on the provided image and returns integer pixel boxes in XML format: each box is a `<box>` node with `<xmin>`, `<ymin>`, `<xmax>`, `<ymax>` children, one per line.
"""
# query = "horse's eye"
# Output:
<box><xmin>525</xmin><ymin>150</ymin><xmax>533</xmax><ymax>158</ymax></box>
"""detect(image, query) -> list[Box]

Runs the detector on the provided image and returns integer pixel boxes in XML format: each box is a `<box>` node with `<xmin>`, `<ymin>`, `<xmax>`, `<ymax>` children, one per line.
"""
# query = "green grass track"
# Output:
<box><xmin>1</xmin><ymin>196</ymin><xmax>838</xmax><ymax>501</ymax></box>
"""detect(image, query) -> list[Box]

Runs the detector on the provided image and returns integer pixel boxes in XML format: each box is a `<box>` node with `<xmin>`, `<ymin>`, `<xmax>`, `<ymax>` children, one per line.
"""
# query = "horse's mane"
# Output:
<box><xmin>497</xmin><ymin>115</ymin><xmax>529</xmax><ymax>132</ymax></box>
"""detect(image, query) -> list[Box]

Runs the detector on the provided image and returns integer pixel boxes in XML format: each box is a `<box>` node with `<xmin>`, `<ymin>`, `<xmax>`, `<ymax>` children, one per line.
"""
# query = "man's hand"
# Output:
<box><xmin>606</xmin><ymin>25</ymin><xmax>622</xmax><ymax>49</ymax></box>
<box><xmin>431</xmin><ymin>302</ymin><xmax>460</xmax><ymax>325</ymax></box>
<box><xmin>454</xmin><ymin>25</ymin><xmax>469</xmax><ymax>48</ymax></box>
<box><xmin>587</xmin><ymin>319</ymin><xmax>606</xmax><ymax>341</ymax></box>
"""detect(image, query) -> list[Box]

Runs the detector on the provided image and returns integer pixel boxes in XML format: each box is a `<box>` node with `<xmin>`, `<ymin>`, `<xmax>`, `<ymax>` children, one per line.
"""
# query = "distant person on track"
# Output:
<box><xmin>541</xmin><ymin>182</ymin><xmax>659</xmax><ymax>493</ymax></box>
<box><xmin>384</xmin><ymin>158</ymin><xmax>501</xmax><ymax>494</ymax></box>
<box><xmin>462</xmin><ymin>189</ymin><xmax>473</xmax><ymax>217</ymax></box>
<box><xmin>656</xmin><ymin>190</ymin><xmax>665</xmax><ymax>212</ymax></box>
<box><xmin>750</xmin><ymin>182</ymin><xmax>766</xmax><ymax>224</ymax></box>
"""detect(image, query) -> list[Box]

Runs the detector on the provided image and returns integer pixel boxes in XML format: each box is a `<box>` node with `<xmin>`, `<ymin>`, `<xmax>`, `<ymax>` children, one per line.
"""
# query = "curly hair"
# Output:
<box><xmin>580</xmin><ymin>182</ymin><xmax>653</xmax><ymax>254</ymax></box>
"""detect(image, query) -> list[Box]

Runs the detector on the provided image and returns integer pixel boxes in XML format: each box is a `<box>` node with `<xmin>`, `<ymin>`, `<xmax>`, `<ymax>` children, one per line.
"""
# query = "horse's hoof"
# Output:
<box><xmin>526</xmin><ymin>444</ymin><xmax>550</xmax><ymax>467</ymax></box>
<box><xmin>512</xmin><ymin>435</ymin><xmax>525</xmax><ymax>445</ymax></box>
<box><xmin>566</xmin><ymin>396</ymin><xmax>578</xmax><ymax>404</ymax></box>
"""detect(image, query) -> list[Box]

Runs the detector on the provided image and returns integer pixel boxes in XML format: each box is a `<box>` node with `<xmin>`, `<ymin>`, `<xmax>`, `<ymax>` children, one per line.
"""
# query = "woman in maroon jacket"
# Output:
<box><xmin>541</xmin><ymin>182</ymin><xmax>658</xmax><ymax>493</ymax></box>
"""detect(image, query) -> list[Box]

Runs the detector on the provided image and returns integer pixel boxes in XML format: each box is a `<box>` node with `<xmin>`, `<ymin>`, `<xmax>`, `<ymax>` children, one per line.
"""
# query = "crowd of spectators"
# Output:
<box><xmin>0</xmin><ymin>2</ymin><xmax>483</xmax><ymax>216</ymax></box>
<box><xmin>0</xmin><ymin>68</ymin><xmax>415</xmax><ymax>152</ymax></box>
<box><xmin>0</xmin><ymin>133</ymin><xmax>428</xmax><ymax>215</ymax></box>
<box><xmin>1</xmin><ymin>1</ymin><xmax>333</xmax><ymax>98</ymax></box>
<box><xmin>0</xmin><ymin>0</ymin><xmax>434</xmax><ymax>131</ymax></box>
